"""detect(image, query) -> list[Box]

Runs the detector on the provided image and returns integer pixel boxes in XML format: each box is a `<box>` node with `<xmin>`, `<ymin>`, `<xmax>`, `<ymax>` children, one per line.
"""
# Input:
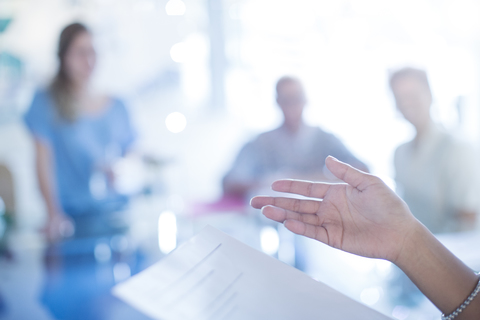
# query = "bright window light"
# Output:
<box><xmin>113</xmin><ymin>262</ymin><xmax>131</xmax><ymax>283</ymax></box>
<box><xmin>165</xmin><ymin>112</ymin><xmax>187</xmax><ymax>133</ymax></box>
<box><xmin>260</xmin><ymin>226</ymin><xmax>280</xmax><ymax>255</ymax></box>
<box><xmin>340</xmin><ymin>251</ymin><xmax>376</xmax><ymax>273</ymax></box>
<box><xmin>392</xmin><ymin>305</ymin><xmax>410</xmax><ymax>320</ymax></box>
<box><xmin>158</xmin><ymin>210</ymin><xmax>177</xmax><ymax>254</ymax></box>
<box><xmin>134</xmin><ymin>0</ymin><xmax>155</xmax><ymax>12</ymax></box>
<box><xmin>360</xmin><ymin>287</ymin><xmax>381</xmax><ymax>306</ymax></box>
<box><xmin>165</xmin><ymin>0</ymin><xmax>186</xmax><ymax>16</ymax></box>
<box><xmin>94</xmin><ymin>242</ymin><xmax>112</xmax><ymax>262</ymax></box>
<box><xmin>375</xmin><ymin>259</ymin><xmax>392</xmax><ymax>276</ymax></box>
<box><xmin>170</xmin><ymin>42</ymin><xmax>188</xmax><ymax>63</ymax></box>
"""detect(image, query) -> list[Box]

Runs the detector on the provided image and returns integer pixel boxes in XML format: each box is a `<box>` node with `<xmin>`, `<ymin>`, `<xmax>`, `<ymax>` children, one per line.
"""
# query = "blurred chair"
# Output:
<box><xmin>0</xmin><ymin>163</ymin><xmax>15</xmax><ymax>214</ymax></box>
<box><xmin>0</xmin><ymin>163</ymin><xmax>14</xmax><ymax>316</ymax></box>
<box><xmin>0</xmin><ymin>163</ymin><xmax>14</xmax><ymax>259</ymax></box>
<box><xmin>185</xmin><ymin>195</ymin><xmax>264</xmax><ymax>250</ymax></box>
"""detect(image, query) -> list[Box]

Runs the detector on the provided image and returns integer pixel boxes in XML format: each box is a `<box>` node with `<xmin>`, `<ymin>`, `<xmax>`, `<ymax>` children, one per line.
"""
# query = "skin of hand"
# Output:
<box><xmin>457</xmin><ymin>210</ymin><xmax>477</xmax><ymax>232</ymax></box>
<box><xmin>102</xmin><ymin>164</ymin><xmax>117</xmax><ymax>190</ymax></box>
<box><xmin>251</xmin><ymin>156</ymin><xmax>417</xmax><ymax>264</ymax></box>
<box><xmin>251</xmin><ymin>156</ymin><xmax>480</xmax><ymax>318</ymax></box>
<box><xmin>42</xmin><ymin>213</ymin><xmax>75</xmax><ymax>243</ymax></box>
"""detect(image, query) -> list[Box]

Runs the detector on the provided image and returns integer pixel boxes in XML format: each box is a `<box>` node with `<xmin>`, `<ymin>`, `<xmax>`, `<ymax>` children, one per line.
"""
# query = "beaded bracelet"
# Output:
<box><xmin>441</xmin><ymin>273</ymin><xmax>480</xmax><ymax>320</ymax></box>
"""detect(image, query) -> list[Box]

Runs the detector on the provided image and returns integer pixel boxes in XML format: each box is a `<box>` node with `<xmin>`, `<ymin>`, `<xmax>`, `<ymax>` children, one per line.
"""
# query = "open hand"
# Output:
<box><xmin>251</xmin><ymin>156</ymin><xmax>419</xmax><ymax>263</ymax></box>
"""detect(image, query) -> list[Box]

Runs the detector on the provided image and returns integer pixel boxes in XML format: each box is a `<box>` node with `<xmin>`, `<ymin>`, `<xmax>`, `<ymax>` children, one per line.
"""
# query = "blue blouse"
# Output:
<box><xmin>24</xmin><ymin>90</ymin><xmax>135</xmax><ymax>216</ymax></box>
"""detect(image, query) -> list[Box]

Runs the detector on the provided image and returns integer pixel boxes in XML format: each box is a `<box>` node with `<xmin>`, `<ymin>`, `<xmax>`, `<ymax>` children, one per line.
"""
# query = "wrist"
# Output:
<box><xmin>391</xmin><ymin>219</ymin><xmax>431</xmax><ymax>269</ymax></box>
<box><xmin>390</xmin><ymin>220</ymin><xmax>480</xmax><ymax>315</ymax></box>
<box><xmin>47</xmin><ymin>208</ymin><xmax>66</xmax><ymax>221</ymax></box>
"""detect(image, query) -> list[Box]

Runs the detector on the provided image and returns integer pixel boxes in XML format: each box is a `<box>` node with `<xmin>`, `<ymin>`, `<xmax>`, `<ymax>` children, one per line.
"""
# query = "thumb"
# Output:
<box><xmin>325</xmin><ymin>156</ymin><xmax>372</xmax><ymax>191</ymax></box>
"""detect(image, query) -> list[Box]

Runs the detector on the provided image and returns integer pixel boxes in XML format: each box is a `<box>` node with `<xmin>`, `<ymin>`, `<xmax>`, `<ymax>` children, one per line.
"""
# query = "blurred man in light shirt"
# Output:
<box><xmin>390</xmin><ymin>67</ymin><xmax>478</xmax><ymax>233</ymax></box>
<box><xmin>223</xmin><ymin>76</ymin><xmax>369</xmax><ymax>199</ymax></box>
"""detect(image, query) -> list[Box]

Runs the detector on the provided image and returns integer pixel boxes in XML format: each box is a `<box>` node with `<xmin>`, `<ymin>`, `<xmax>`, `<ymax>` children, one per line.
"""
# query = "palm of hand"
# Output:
<box><xmin>251</xmin><ymin>157</ymin><xmax>416</xmax><ymax>263</ymax></box>
<box><xmin>318</xmin><ymin>181</ymin><xmax>411</xmax><ymax>261</ymax></box>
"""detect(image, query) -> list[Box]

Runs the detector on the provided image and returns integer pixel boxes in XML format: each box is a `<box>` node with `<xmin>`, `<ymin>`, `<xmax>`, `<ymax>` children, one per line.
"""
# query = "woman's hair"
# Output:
<box><xmin>50</xmin><ymin>22</ymin><xmax>89</xmax><ymax>122</ymax></box>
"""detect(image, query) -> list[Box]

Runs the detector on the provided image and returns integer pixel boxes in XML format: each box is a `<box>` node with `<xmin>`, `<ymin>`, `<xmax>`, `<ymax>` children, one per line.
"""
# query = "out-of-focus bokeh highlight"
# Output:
<box><xmin>0</xmin><ymin>0</ymin><xmax>480</xmax><ymax>319</ymax></box>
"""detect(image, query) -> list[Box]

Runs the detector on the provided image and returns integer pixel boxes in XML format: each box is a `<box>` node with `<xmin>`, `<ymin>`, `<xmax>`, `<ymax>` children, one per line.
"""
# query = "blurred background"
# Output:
<box><xmin>1</xmin><ymin>0</ymin><xmax>480</xmax><ymax>319</ymax></box>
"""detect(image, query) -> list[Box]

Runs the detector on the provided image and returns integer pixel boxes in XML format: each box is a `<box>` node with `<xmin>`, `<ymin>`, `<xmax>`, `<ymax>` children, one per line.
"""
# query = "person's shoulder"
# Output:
<box><xmin>394</xmin><ymin>140</ymin><xmax>413</xmax><ymax>165</ymax></box>
<box><xmin>33</xmin><ymin>88</ymin><xmax>50</xmax><ymax>99</ymax></box>
<box><xmin>395</xmin><ymin>140</ymin><xmax>412</xmax><ymax>154</ymax></box>
<box><xmin>440</xmin><ymin>131</ymin><xmax>475</xmax><ymax>161</ymax></box>
<box><xmin>27</xmin><ymin>88</ymin><xmax>55</xmax><ymax>114</ymax></box>
<box><xmin>109</xmin><ymin>96</ymin><xmax>127</xmax><ymax>109</ymax></box>
<box><xmin>242</xmin><ymin>127</ymin><xmax>280</xmax><ymax>150</ymax></box>
<box><xmin>439</xmin><ymin>128</ymin><xmax>464</xmax><ymax>147</ymax></box>
<box><xmin>106</xmin><ymin>96</ymin><xmax>130</xmax><ymax>116</ymax></box>
<box><xmin>302</xmin><ymin>124</ymin><xmax>330</xmax><ymax>136</ymax></box>
<box><xmin>255</xmin><ymin>127</ymin><xmax>281</xmax><ymax>140</ymax></box>
<box><xmin>396</xmin><ymin>140</ymin><xmax>412</xmax><ymax>151</ymax></box>
<box><xmin>427</xmin><ymin>126</ymin><xmax>468</xmax><ymax>158</ymax></box>
<box><xmin>24</xmin><ymin>88</ymin><xmax>56</xmax><ymax>136</ymax></box>
<box><xmin>109</xmin><ymin>95</ymin><xmax>125</xmax><ymax>105</ymax></box>
<box><xmin>315</xmin><ymin>126</ymin><xmax>334</xmax><ymax>136</ymax></box>
<box><xmin>31</xmin><ymin>88</ymin><xmax>54</xmax><ymax>105</ymax></box>
<box><xmin>310</xmin><ymin>125</ymin><xmax>341</xmax><ymax>142</ymax></box>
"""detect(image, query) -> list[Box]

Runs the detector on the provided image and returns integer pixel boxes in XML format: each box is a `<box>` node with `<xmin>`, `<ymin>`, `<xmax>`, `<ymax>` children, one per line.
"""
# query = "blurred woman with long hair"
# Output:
<box><xmin>25</xmin><ymin>22</ymin><xmax>136</xmax><ymax>241</ymax></box>
<box><xmin>24</xmin><ymin>23</ymin><xmax>141</xmax><ymax>319</ymax></box>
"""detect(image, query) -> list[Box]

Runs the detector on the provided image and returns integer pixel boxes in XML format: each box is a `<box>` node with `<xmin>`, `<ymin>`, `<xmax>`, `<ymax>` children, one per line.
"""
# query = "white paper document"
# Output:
<box><xmin>113</xmin><ymin>226</ymin><xmax>392</xmax><ymax>320</ymax></box>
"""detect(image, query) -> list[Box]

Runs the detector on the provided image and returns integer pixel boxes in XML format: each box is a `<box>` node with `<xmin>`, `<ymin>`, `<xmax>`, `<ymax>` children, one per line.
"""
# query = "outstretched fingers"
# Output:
<box><xmin>283</xmin><ymin>220</ymin><xmax>329</xmax><ymax>244</ymax></box>
<box><xmin>271</xmin><ymin>179</ymin><xmax>335</xmax><ymax>199</ymax></box>
<box><xmin>250</xmin><ymin>196</ymin><xmax>321</xmax><ymax>214</ymax></box>
<box><xmin>325</xmin><ymin>156</ymin><xmax>373</xmax><ymax>191</ymax></box>
<box><xmin>261</xmin><ymin>205</ymin><xmax>321</xmax><ymax>225</ymax></box>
